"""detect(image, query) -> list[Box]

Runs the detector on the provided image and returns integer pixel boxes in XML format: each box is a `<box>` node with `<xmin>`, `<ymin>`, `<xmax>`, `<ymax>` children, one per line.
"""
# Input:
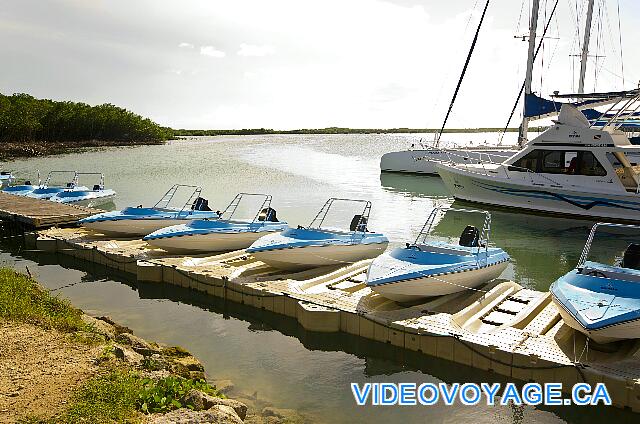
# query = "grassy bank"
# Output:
<box><xmin>0</xmin><ymin>267</ymin><xmax>87</xmax><ymax>332</ymax></box>
<box><xmin>0</xmin><ymin>268</ymin><xmax>226</xmax><ymax>423</ymax></box>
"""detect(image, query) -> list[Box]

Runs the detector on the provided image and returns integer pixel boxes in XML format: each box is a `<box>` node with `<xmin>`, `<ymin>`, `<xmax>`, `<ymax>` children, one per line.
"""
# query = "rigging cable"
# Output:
<box><xmin>499</xmin><ymin>0</ymin><xmax>560</xmax><ymax>140</ymax></box>
<box><xmin>616</xmin><ymin>0</ymin><xmax>625</xmax><ymax>88</ymax></box>
<box><xmin>436</xmin><ymin>0</ymin><xmax>491</xmax><ymax>146</ymax></box>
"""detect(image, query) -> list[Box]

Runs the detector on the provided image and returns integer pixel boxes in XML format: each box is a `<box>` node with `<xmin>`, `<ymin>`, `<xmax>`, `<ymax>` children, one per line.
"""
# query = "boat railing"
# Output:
<box><xmin>578</xmin><ymin>222</ymin><xmax>640</xmax><ymax>268</ymax></box>
<box><xmin>413</xmin><ymin>207</ymin><xmax>491</xmax><ymax>263</ymax></box>
<box><xmin>219</xmin><ymin>193</ymin><xmax>274</xmax><ymax>227</ymax></box>
<box><xmin>75</xmin><ymin>172</ymin><xmax>105</xmax><ymax>189</ymax></box>
<box><xmin>154</xmin><ymin>184</ymin><xmax>203</xmax><ymax>214</ymax></box>
<box><xmin>307</xmin><ymin>198</ymin><xmax>372</xmax><ymax>238</ymax></box>
<box><xmin>42</xmin><ymin>170</ymin><xmax>78</xmax><ymax>188</ymax></box>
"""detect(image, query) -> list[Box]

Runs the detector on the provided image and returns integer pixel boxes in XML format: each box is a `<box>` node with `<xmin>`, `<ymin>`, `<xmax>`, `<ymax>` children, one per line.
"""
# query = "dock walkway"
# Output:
<box><xmin>0</xmin><ymin>192</ymin><xmax>97</xmax><ymax>228</ymax></box>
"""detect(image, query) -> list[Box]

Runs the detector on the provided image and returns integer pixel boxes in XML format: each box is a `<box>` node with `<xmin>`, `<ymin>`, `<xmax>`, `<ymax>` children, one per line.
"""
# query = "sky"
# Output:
<box><xmin>1</xmin><ymin>0</ymin><xmax>639</xmax><ymax>129</ymax></box>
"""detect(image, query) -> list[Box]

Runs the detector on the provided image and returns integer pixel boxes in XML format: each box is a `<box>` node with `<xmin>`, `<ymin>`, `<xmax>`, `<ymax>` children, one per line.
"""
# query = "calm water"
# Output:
<box><xmin>2</xmin><ymin>134</ymin><xmax>635</xmax><ymax>423</ymax></box>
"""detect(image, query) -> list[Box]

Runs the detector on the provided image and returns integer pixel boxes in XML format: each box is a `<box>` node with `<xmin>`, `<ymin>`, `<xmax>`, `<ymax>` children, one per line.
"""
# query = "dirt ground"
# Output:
<box><xmin>0</xmin><ymin>321</ymin><xmax>101</xmax><ymax>423</ymax></box>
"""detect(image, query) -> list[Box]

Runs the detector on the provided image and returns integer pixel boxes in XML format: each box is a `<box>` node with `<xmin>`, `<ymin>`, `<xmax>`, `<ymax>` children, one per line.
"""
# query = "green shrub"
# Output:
<box><xmin>137</xmin><ymin>376</ymin><xmax>223</xmax><ymax>413</ymax></box>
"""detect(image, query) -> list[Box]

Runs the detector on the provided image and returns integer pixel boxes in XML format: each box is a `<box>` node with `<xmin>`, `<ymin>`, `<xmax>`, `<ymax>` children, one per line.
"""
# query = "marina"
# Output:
<box><xmin>2</xmin><ymin>0</ymin><xmax>640</xmax><ymax>422</ymax></box>
<box><xmin>17</xmin><ymin>224</ymin><xmax>640</xmax><ymax>413</ymax></box>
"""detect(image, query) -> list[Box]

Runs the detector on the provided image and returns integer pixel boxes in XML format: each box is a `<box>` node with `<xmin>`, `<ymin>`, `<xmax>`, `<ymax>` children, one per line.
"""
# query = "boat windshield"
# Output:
<box><xmin>510</xmin><ymin>149</ymin><xmax>606</xmax><ymax>176</ymax></box>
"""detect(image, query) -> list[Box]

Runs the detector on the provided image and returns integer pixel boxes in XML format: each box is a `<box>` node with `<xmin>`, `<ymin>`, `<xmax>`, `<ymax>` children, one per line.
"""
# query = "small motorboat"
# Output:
<box><xmin>366</xmin><ymin>207</ymin><xmax>510</xmax><ymax>302</ymax></box>
<box><xmin>24</xmin><ymin>171</ymin><xmax>87</xmax><ymax>200</ymax></box>
<box><xmin>0</xmin><ymin>171</ymin><xmax>15</xmax><ymax>187</ymax></box>
<box><xmin>143</xmin><ymin>193</ymin><xmax>288</xmax><ymax>254</ymax></box>
<box><xmin>551</xmin><ymin>222</ymin><xmax>640</xmax><ymax>344</ymax></box>
<box><xmin>247</xmin><ymin>198</ymin><xmax>388</xmax><ymax>270</ymax></box>
<box><xmin>2</xmin><ymin>172</ymin><xmax>40</xmax><ymax>196</ymax></box>
<box><xmin>49</xmin><ymin>173</ymin><xmax>116</xmax><ymax>208</ymax></box>
<box><xmin>80</xmin><ymin>184</ymin><xmax>219</xmax><ymax>237</ymax></box>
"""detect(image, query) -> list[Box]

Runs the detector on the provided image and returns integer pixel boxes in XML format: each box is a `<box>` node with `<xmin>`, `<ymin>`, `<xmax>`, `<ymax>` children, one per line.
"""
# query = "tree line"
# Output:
<box><xmin>0</xmin><ymin>93</ymin><xmax>173</xmax><ymax>143</ymax></box>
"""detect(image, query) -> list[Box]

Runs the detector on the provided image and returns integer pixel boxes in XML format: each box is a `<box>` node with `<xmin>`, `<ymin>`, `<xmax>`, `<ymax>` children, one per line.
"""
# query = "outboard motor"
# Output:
<box><xmin>192</xmin><ymin>197</ymin><xmax>212</xmax><ymax>211</ymax></box>
<box><xmin>350</xmin><ymin>215</ymin><xmax>368</xmax><ymax>232</ymax></box>
<box><xmin>622</xmin><ymin>243</ymin><xmax>640</xmax><ymax>270</ymax></box>
<box><xmin>258</xmin><ymin>207</ymin><xmax>278</xmax><ymax>222</ymax></box>
<box><xmin>459</xmin><ymin>225</ymin><xmax>480</xmax><ymax>247</ymax></box>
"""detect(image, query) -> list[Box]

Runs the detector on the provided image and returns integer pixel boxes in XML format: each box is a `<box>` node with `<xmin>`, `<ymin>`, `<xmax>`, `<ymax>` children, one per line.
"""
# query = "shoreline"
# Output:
<box><xmin>0</xmin><ymin>269</ymin><xmax>313</xmax><ymax>424</ymax></box>
<box><xmin>0</xmin><ymin>140</ymin><xmax>165</xmax><ymax>162</ymax></box>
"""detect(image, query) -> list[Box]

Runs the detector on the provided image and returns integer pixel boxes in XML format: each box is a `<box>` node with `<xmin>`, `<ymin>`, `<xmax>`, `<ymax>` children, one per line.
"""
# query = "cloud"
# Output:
<box><xmin>178</xmin><ymin>42</ymin><xmax>194</xmax><ymax>49</ymax></box>
<box><xmin>237</xmin><ymin>43</ymin><xmax>275</xmax><ymax>57</ymax></box>
<box><xmin>200</xmin><ymin>45</ymin><xmax>225</xmax><ymax>58</ymax></box>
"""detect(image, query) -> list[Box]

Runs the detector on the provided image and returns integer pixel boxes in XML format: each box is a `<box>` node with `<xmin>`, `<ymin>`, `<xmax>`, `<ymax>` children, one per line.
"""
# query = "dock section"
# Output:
<box><xmin>29</xmin><ymin>227</ymin><xmax>640</xmax><ymax>412</ymax></box>
<box><xmin>0</xmin><ymin>192</ymin><xmax>97</xmax><ymax>229</ymax></box>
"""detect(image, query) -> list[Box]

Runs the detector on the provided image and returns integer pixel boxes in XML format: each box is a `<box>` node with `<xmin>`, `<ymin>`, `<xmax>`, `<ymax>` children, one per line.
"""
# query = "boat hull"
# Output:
<box><xmin>251</xmin><ymin>242</ymin><xmax>389</xmax><ymax>271</ymax></box>
<box><xmin>437</xmin><ymin>163</ymin><xmax>640</xmax><ymax>222</ymax></box>
<box><xmin>553</xmin><ymin>297</ymin><xmax>640</xmax><ymax>344</ymax></box>
<box><xmin>369</xmin><ymin>260</ymin><xmax>508</xmax><ymax>302</ymax></box>
<box><xmin>380</xmin><ymin>149</ymin><xmax>515</xmax><ymax>175</ymax></box>
<box><xmin>146</xmin><ymin>230</ymin><xmax>277</xmax><ymax>254</ymax></box>
<box><xmin>83</xmin><ymin>218</ymin><xmax>192</xmax><ymax>237</ymax></box>
<box><xmin>55</xmin><ymin>193</ymin><xmax>116</xmax><ymax>208</ymax></box>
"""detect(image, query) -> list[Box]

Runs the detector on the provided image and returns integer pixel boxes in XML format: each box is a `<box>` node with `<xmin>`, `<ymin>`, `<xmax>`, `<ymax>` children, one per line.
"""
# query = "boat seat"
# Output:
<box><xmin>92</xmin><ymin>184</ymin><xmax>102</xmax><ymax>191</ymax></box>
<box><xmin>622</xmin><ymin>243</ymin><xmax>640</xmax><ymax>270</ymax></box>
<box><xmin>350</xmin><ymin>215</ymin><xmax>367</xmax><ymax>232</ymax></box>
<box><xmin>258</xmin><ymin>207</ymin><xmax>278</xmax><ymax>222</ymax></box>
<box><xmin>459</xmin><ymin>225</ymin><xmax>480</xmax><ymax>247</ymax></box>
<box><xmin>66</xmin><ymin>183</ymin><xmax>74</xmax><ymax>188</ymax></box>
<box><xmin>192</xmin><ymin>197</ymin><xmax>212</xmax><ymax>211</ymax></box>
<box><xmin>24</xmin><ymin>180</ymin><xmax>31</xmax><ymax>185</ymax></box>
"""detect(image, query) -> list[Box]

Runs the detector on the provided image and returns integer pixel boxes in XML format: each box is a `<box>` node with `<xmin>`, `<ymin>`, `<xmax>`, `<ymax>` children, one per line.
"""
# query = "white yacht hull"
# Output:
<box><xmin>380</xmin><ymin>149</ymin><xmax>516</xmax><ymax>175</ymax></box>
<box><xmin>370</xmin><ymin>261</ymin><xmax>508</xmax><ymax>302</ymax></box>
<box><xmin>83</xmin><ymin>219</ymin><xmax>191</xmax><ymax>237</ymax></box>
<box><xmin>437</xmin><ymin>163</ymin><xmax>640</xmax><ymax>222</ymax></box>
<box><xmin>553</xmin><ymin>299</ymin><xmax>640</xmax><ymax>344</ymax></box>
<box><xmin>146</xmin><ymin>231</ymin><xmax>276</xmax><ymax>254</ymax></box>
<box><xmin>252</xmin><ymin>242</ymin><xmax>388</xmax><ymax>271</ymax></box>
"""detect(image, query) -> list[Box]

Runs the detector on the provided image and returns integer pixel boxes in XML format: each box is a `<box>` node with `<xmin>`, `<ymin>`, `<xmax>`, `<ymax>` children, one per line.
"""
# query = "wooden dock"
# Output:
<box><xmin>0</xmin><ymin>192</ymin><xmax>98</xmax><ymax>229</ymax></box>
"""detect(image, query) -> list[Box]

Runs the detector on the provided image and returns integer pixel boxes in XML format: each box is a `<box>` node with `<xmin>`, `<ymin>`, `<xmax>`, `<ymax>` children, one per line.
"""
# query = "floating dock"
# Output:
<box><xmin>0</xmin><ymin>192</ymin><xmax>97</xmax><ymax>229</ymax></box>
<box><xmin>29</xmin><ymin>227</ymin><xmax>640</xmax><ymax>412</ymax></box>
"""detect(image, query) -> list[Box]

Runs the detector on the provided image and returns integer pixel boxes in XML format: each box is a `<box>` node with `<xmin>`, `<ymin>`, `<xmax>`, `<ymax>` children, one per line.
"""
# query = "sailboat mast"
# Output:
<box><xmin>519</xmin><ymin>0</ymin><xmax>540</xmax><ymax>147</ymax></box>
<box><xmin>578</xmin><ymin>0</ymin><xmax>595</xmax><ymax>94</ymax></box>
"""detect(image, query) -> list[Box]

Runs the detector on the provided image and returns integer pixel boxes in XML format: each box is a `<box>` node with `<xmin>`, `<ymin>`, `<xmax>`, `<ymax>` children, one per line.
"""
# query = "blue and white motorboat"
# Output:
<box><xmin>0</xmin><ymin>171</ymin><xmax>15</xmax><ymax>188</ymax></box>
<box><xmin>144</xmin><ymin>193</ymin><xmax>288</xmax><ymax>254</ymax></box>
<box><xmin>24</xmin><ymin>171</ymin><xmax>87</xmax><ymax>200</ymax></box>
<box><xmin>49</xmin><ymin>173</ymin><xmax>116</xmax><ymax>208</ymax></box>
<box><xmin>551</xmin><ymin>222</ymin><xmax>640</xmax><ymax>343</ymax></box>
<box><xmin>2</xmin><ymin>172</ymin><xmax>40</xmax><ymax>196</ymax></box>
<box><xmin>247</xmin><ymin>198</ymin><xmax>388</xmax><ymax>270</ymax></box>
<box><xmin>366</xmin><ymin>208</ymin><xmax>510</xmax><ymax>302</ymax></box>
<box><xmin>80</xmin><ymin>184</ymin><xmax>219</xmax><ymax>237</ymax></box>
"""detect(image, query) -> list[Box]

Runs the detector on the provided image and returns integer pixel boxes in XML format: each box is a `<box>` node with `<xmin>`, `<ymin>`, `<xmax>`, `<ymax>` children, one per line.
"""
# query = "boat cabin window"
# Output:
<box><xmin>510</xmin><ymin>149</ymin><xmax>606</xmax><ymax>176</ymax></box>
